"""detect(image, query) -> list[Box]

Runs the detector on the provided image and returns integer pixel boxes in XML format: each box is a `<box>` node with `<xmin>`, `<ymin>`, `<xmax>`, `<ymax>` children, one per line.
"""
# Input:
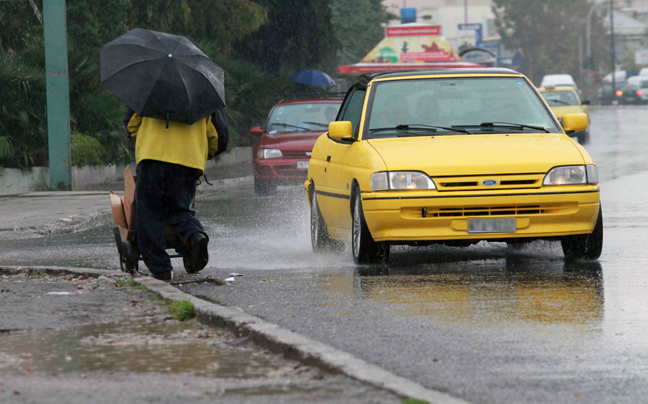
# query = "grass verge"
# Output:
<box><xmin>168</xmin><ymin>300</ymin><xmax>195</xmax><ymax>321</ymax></box>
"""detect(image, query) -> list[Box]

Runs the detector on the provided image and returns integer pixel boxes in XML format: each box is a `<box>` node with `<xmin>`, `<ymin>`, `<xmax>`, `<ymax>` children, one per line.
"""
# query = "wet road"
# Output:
<box><xmin>2</xmin><ymin>106</ymin><xmax>648</xmax><ymax>403</ymax></box>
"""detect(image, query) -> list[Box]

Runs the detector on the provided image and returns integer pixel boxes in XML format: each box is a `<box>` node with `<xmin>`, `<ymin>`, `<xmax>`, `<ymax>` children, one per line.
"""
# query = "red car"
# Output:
<box><xmin>250</xmin><ymin>95</ymin><xmax>343</xmax><ymax>194</ymax></box>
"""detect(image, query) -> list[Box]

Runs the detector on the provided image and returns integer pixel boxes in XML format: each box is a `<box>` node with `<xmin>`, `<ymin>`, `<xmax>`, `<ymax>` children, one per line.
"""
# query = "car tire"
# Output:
<box><xmin>352</xmin><ymin>191</ymin><xmax>390</xmax><ymax>264</ymax></box>
<box><xmin>561</xmin><ymin>206</ymin><xmax>603</xmax><ymax>260</ymax></box>
<box><xmin>310</xmin><ymin>190</ymin><xmax>343</xmax><ymax>253</ymax></box>
<box><xmin>254</xmin><ymin>177</ymin><xmax>276</xmax><ymax>195</ymax></box>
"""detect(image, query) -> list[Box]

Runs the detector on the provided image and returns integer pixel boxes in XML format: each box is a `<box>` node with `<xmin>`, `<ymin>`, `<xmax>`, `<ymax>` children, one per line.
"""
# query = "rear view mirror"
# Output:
<box><xmin>328</xmin><ymin>121</ymin><xmax>353</xmax><ymax>141</ymax></box>
<box><xmin>562</xmin><ymin>113</ymin><xmax>588</xmax><ymax>134</ymax></box>
<box><xmin>249</xmin><ymin>126</ymin><xmax>263</xmax><ymax>136</ymax></box>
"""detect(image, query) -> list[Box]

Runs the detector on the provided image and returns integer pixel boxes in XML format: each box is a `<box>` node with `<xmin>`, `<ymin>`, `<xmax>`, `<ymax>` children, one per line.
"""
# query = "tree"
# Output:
<box><xmin>330</xmin><ymin>0</ymin><xmax>395</xmax><ymax>65</ymax></box>
<box><xmin>235</xmin><ymin>0</ymin><xmax>338</xmax><ymax>72</ymax></box>
<box><xmin>492</xmin><ymin>0</ymin><xmax>608</xmax><ymax>84</ymax></box>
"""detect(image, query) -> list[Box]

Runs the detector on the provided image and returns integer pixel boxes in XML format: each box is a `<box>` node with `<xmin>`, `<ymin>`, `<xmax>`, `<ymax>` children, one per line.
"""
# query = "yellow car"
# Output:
<box><xmin>305</xmin><ymin>68</ymin><xmax>602</xmax><ymax>264</ymax></box>
<box><xmin>538</xmin><ymin>86</ymin><xmax>590</xmax><ymax>144</ymax></box>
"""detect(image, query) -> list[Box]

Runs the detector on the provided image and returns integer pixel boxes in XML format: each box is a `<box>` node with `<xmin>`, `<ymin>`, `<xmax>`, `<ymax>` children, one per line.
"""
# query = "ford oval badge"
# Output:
<box><xmin>481</xmin><ymin>179</ymin><xmax>498</xmax><ymax>186</ymax></box>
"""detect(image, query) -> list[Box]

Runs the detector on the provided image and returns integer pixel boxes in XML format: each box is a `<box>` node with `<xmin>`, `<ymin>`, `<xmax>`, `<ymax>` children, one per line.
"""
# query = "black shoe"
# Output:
<box><xmin>186</xmin><ymin>232</ymin><xmax>208</xmax><ymax>274</ymax></box>
<box><xmin>152</xmin><ymin>271</ymin><xmax>173</xmax><ymax>281</ymax></box>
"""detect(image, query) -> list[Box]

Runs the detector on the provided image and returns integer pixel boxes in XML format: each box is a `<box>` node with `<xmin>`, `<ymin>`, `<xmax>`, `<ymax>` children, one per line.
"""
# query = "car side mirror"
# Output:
<box><xmin>582</xmin><ymin>100</ymin><xmax>590</xmax><ymax>105</ymax></box>
<box><xmin>249</xmin><ymin>126</ymin><xmax>263</xmax><ymax>136</ymax></box>
<box><xmin>562</xmin><ymin>113</ymin><xmax>588</xmax><ymax>134</ymax></box>
<box><xmin>328</xmin><ymin>121</ymin><xmax>353</xmax><ymax>141</ymax></box>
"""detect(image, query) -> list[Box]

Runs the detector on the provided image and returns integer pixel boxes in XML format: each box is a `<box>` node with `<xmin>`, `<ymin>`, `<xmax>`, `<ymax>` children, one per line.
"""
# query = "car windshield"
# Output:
<box><xmin>265</xmin><ymin>102</ymin><xmax>341</xmax><ymax>133</ymax></box>
<box><xmin>364</xmin><ymin>77</ymin><xmax>560</xmax><ymax>139</ymax></box>
<box><xmin>541</xmin><ymin>90</ymin><xmax>579</xmax><ymax>106</ymax></box>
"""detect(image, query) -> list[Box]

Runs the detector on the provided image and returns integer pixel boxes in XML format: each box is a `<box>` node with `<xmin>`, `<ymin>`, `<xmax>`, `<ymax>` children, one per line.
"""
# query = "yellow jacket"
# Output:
<box><xmin>127</xmin><ymin>113</ymin><xmax>219</xmax><ymax>172</ymax></box>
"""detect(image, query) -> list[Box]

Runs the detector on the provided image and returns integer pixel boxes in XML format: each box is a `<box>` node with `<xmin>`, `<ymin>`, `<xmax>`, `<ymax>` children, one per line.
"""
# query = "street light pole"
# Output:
<box><xmin>610</xmin><ymin>0</ymin><xmax>616</xmax><ymax>92</ymax></box>
<box><xmin>586</xmin><ymin>1</ymin><xmax>606</xmax><ymax>66</ymax></box>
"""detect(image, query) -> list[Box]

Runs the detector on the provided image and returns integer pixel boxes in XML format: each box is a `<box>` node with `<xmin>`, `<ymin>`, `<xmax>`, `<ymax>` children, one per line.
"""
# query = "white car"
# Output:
<box><xmin>627</xmin><ymin>75</ymin><xmax>648</xmax><ymax>104</ymax></box>
<box><xmin>540</xmin><ymin>74</ymin><xmax>577</xmax><ymax>90</ymax></box>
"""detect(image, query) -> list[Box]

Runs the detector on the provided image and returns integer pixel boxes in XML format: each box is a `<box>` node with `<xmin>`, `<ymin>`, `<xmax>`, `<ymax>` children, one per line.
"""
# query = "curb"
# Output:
<box><xmin>0</xmin><ymin>265</ymin><xmax>471</xmax><ymax>404</ymax></box>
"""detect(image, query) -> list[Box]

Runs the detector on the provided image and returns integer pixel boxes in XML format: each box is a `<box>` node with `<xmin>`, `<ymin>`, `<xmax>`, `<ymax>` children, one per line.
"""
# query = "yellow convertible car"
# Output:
<box><xmin>305</xmin><ymin>68</ymin><xmax>602</xmax><ymax>264</ymax></box>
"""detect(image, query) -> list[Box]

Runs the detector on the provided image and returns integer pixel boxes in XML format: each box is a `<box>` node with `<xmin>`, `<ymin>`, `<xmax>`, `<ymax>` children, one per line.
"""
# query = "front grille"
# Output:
<box><xmin>436</xmin><ymin>174</ymin><xmax>543</xmax><ymax>191</ymax></box>
<box><xmin>428</xmin><ymin>204</ymin><xmax>560</xmax><ymax>218</ymax></box>
<box><xmin>282</xmin><ymin>150</ymin><xmax>310</xmax><ymax>159</ymax></box>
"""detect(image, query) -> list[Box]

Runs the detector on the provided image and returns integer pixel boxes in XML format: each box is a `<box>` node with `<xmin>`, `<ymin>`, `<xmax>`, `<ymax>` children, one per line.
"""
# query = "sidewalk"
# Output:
<box><xmin>0</xmin><ymin>165</ymin><xmax>414</xmax><ymax>404</ymax></box>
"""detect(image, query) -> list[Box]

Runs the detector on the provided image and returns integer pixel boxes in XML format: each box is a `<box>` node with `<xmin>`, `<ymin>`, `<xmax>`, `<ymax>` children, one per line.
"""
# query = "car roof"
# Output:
<box><xmin>357</xmin><ymin>68</ymin><xmax>522</xmax><ymax>85</ymax></box>
<box><xmin>538</xmin><ymin>86</ymin><xmax>577</xmax><ymax>92</ymax></box>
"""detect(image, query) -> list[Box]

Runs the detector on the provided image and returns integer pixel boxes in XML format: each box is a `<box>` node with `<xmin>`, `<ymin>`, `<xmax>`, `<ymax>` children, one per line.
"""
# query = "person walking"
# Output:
<box><xmin>124</xmin><ymin>109</ymin><xmax>228</xmax><ymax>280</ymax></box>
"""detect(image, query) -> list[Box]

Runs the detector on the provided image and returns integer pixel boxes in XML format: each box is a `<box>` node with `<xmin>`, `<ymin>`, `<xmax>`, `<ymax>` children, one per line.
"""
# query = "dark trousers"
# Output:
<box><xmin>135</xmin><ymin>160</ymin><xmax>205</xmax><ymax>275</ymax></box>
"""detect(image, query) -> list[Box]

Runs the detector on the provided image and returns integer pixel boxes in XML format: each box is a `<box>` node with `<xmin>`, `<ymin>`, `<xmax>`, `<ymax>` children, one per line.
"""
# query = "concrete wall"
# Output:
<box><xmin>0</xmin><ymin>147</ymin><xmax>252</xmax><ymax>194</ymax></box>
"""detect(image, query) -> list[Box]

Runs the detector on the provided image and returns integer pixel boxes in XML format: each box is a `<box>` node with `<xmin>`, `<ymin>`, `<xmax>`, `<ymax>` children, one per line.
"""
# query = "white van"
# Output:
<box><xmin>540</xmin><ymin>74</ymin><xmax>577</xmax><ymax>89</ymax></box>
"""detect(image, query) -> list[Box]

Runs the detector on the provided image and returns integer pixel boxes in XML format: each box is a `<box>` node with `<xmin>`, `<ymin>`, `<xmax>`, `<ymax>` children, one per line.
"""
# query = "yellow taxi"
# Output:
<box><xmin>538</xmin><ymin>86</ymin><xmax>590</xmax><ymax>144</ymax></box>
<box><xmin>305</xmin><ymin>68</ymin><xmax>602</xmax><ymax>264</ymax></box>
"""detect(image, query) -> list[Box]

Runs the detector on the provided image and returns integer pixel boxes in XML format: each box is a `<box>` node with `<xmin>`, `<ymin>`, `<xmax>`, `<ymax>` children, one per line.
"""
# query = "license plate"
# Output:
<box><xmin>467</xmin><ymin>218</ymin><xmax>516</xmax><ymax>234</ymax></box>
<box><xmin>297</xmin><ymin>161</ymin><xmax>309</xmax><ymax>169</ymax></box>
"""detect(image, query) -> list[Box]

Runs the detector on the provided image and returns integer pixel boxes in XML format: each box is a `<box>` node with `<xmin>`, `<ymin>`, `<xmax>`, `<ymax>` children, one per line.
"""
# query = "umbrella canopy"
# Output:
<box><xmin>289</xmin><ymin>69</ymin><xmax>336</xmax><ymax>87</ymax></box>
<box><xmin>100</xmin><ymin>28</ymin><xmax>225</xmax><ymax>125</ymax></box>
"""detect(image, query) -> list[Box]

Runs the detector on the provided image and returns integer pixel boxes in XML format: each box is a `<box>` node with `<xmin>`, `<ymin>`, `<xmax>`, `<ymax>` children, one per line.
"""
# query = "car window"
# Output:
<box><xmin>340</xmin><ymin>88</ymin><xmax>366</xmax><ymax>138</ymax></box>
<box><xmin>364</xmin><ymin>77</ymin><xmax>560</xmax><ymax>138</ymax></box>
<box><xmin>265</xmin><ymin>102</ymin><xmax>341</xmax><ymax>133</ymax></box>
<box><xmin>541</xmin><ymin>90</ymin><xmax>580</xmax><ymax>106</ymax></box>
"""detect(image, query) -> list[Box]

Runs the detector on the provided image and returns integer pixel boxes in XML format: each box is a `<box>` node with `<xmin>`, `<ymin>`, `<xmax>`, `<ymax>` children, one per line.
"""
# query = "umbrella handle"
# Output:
<box><xmin>166</xmin><ymin>112</ymin><xmax>169</xmax><ymax>129</ymax></box>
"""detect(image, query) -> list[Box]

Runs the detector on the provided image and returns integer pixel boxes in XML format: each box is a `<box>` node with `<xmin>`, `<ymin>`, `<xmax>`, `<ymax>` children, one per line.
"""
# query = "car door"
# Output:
<box><xmin>315</xmin><ymin>85</ymin><xmax>367</xmax><ymax>235</ymax></box>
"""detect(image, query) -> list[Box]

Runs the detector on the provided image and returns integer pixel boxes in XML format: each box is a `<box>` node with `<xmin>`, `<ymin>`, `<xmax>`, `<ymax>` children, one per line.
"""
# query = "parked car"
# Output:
<box><xmin>599</xmin><ymin>82</ymin><xmax>643</xmax><ymax>105</ymax></box>
<box><xmin>306</xmin><ymin>68</ymin><xmax>602</xmax><ymax>264</ymax></box>
<box><xmin>250</xmin><ymin>94</ymin><xmax>343</xmax><ymax>194</ymax></box>
<box><xmin>538</xmin><ymin>86</ymin><xmax>590</xmax><ymax>144</ymax></box>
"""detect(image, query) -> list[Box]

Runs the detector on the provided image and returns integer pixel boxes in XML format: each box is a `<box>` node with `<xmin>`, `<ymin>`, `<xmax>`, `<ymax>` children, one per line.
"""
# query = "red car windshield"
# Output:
<box><xmin>266</xmin><ymin>102</ymin><xmax>341</xmax><ymax>133</ymax></box>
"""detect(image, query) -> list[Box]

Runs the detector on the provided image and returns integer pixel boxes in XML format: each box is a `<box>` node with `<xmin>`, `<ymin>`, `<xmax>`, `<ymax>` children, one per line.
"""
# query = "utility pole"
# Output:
<box><xmin>43</xmin><ymin>0</ymin><xmax>71</xmax><ymax>190</ymax></box>
<box><xmin>464</xmin><ymin>0</ymin><xmax>468</xmax><ymax>25</ymax></box>
<box><xmin>610</xmin><ymin>0</ymin><xmax>616</xmax><ymax>93</ymax></box>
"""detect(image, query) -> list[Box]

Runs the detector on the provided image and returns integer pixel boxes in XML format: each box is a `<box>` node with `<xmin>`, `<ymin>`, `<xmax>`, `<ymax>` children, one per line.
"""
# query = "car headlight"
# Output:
<box><xmin>543</xmin><ymin>165</ymin><xmax>598</xmax><ymax>185</ymax></box>
<box><xmin>370</xmin><ymin>171</ymin><xmax>436</xmax><ymax>191</ymax></box>
<box><xmin>257</xmin><ymin>148</ymin><xmax>282</xmax><ymax>159</ymax></box>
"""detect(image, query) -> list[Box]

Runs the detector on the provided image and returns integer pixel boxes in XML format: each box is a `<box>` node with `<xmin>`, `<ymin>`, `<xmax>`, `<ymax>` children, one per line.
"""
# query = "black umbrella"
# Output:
<box><xmin>100</xmin><ymin>28</ymin><xmax>225</xmax><ymax>125</ymax></box>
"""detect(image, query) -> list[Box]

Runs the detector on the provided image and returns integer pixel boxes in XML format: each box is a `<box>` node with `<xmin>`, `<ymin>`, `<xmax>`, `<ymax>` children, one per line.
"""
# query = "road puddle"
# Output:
<box><xmin>0</xmin><ymin>317</ymin><xmax>281</xmax><ymax>378</ymax></box>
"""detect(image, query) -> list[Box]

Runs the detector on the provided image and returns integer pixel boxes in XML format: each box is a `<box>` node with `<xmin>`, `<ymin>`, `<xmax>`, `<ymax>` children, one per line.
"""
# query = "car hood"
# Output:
<box><xmin>549</xmin><ymin>105</ymin><xmax>586</xmax><ymax>118</ymax></box>
<box><xmin>367</xmin><ymin>133</ymin><xmax>584</xmax><ymax>176</ymax></box>
<box><xmin>261</xmin><ymin>130</ymin><xmax>325</xmax><ymax>150</ymax></box>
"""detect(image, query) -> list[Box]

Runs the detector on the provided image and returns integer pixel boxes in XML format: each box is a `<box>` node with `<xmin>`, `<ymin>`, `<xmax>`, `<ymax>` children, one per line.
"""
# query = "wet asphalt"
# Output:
<box><xmin>1</xmin><ymin>106</ymin><xmax>648</xmax><ymax>403</ymax></box>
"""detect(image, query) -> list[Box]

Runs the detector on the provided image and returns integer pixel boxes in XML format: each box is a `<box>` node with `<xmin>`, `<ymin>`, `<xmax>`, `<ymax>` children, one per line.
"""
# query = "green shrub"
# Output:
<box><xmin>169</xmin><ymin>300</ymin><xmax>195</xmax><ymax>321</ymax></box>
<box><xmin>71</xmin><ymin>131</ymin><xmax>109</xmax><ymax>167</ymax></box>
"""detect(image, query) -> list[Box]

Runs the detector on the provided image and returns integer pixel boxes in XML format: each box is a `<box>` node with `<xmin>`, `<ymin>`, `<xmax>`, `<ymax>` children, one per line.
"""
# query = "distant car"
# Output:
<box><xmin>627</xmin><ymin>75</ymin><xmax>648</xmax><ymax>104</ymax></box>
<box><xmin>540</xmin><ymin>74</ymin><xmax>578</xmax><ymax>90</ymax></box>
<box><xmin>599</xmin><ymin>82</ymin><xmax>643</xmax><ymax>105</ymax></box>
<box><xmin>539</xmin><ymin>86</ymin><xmax>591</xmax><ymax>144</ymax></box>
<box><xmin>249</xmin><ymin>95</ymin><xmax>343</xmax><ymax>194</ymax></box>
<box><xmin>306</xmin><ymin>68</ymin><xmax>602</xmax><ymax>264</ymax></box>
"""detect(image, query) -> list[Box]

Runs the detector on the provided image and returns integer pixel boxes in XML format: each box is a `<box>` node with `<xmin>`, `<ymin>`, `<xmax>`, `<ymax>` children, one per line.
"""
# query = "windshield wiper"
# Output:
<box><xmin>301</xmin><ymin>121</ymin><xmax>329</xmax><ymax>128</ymax></box>
<box><xmin>547</xmin><ymin>99</ymin><xmax>571</xmax><ymax>106</ymax></box>
<box><xmin>453</xmin><ymin>122</ymin><xmax>549</xmax><ymax>133</ymax></box>
<box><xmin>370</xmin><ymin>124</ymin><xmax>472</xmax><ymax>135</ymax></box>
<box><xmin>272</xmin><ymin>123</ymin><xmax>308</xmax><ymax>130</ymax></box>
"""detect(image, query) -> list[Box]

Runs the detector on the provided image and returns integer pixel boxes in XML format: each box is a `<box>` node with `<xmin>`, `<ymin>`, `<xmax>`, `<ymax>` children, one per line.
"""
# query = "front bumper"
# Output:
<box><xmin>254</xmin><ymin>158</ymin><xmax>310</xmax><ymax>181</ymax></box>
<box><xmin>361</xmin><ymin>186</ymin><xmax>600</xmax><ymax>242</ymax></box>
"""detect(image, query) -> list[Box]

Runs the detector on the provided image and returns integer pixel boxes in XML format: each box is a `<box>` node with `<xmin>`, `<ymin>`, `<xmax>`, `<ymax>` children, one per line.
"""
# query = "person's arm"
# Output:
<box><xmin>124</xmin><ymin>109</ymin><xmax>142</xmax><ymax>139</ymax></box>
<box><xmin>206</xmin><ymin>117</ymin><xmax>219</xmax><ymax>159</ymax></box>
